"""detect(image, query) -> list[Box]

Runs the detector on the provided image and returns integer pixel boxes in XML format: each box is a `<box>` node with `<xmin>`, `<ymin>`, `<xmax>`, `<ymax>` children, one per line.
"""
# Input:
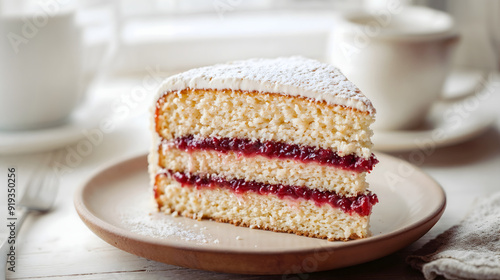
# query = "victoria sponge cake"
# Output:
<box><xmin>149</xmin><ymin>56</ymin><xmax>378</xmax><ymax>241</ymax></box>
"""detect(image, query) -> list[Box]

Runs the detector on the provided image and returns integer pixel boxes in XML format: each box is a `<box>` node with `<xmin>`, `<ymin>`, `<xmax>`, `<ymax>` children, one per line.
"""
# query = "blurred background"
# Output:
<box><xmin>93</xmin><ymin>0</ymin><xmax>498</xmax><ymax>74</ymax></box>
<box><xmin>1</xmin><ymin>1</ymin><xmax>499</xmax><ymax>279</ymax></box>
<box><xmin>57</xmin><ymin>0</ymin><xmax>500</xmax><ymax>74</ymax></box>
<box><xmin>3</xmin><ymin>0</ymin><xmax>498</xmax><ymax>75</ymax></box>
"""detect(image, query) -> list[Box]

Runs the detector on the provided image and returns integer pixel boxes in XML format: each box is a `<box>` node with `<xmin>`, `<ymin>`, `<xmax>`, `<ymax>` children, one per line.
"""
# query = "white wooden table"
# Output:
<box><xmin>2</xmin><ymin>75</ymin><xmax>500</xmax><ymax>280</ymax></box>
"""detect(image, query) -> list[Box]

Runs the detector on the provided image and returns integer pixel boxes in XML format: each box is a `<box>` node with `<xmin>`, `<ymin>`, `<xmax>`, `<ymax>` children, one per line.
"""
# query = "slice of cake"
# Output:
<box><xmin>149</xmin><ymin>56</ymin><xmax>378</xmax><ymax>241</ymax></box>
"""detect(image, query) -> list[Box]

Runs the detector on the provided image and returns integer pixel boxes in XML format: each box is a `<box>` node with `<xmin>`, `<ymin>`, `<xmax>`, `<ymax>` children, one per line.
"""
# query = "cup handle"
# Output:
<box><xmin>439</xmin><ymin>70</ymin><xmax>487</xmax><ymax>103</ymax></box>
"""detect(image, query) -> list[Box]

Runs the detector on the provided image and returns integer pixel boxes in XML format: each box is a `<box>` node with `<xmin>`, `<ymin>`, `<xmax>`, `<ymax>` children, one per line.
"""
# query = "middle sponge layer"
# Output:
<box><xmin>159</xmin><ymin>145</ymin><xmax>368</xmax><ymax>196</ymax></box>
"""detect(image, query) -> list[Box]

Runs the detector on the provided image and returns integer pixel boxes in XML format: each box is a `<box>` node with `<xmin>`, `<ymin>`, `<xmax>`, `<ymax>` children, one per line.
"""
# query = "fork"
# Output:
<box><xmin>0</xmin><ymin>151</ymin><xmax>61</xmax><ymax>280</ymax></box>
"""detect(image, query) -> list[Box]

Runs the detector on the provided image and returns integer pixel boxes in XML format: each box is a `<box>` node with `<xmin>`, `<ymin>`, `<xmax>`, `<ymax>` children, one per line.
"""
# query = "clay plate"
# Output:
<box><xmin>74</xmin><ymin>153</ymin><xmax>445</xmax><ymax>274</ymax></box>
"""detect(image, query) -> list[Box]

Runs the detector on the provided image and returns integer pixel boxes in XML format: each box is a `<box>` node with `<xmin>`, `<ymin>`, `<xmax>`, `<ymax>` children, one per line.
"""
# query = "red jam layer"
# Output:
<box><xmin>164</xmin><ymin>171</ymin><xmax>378</xmax><ymax>216</ymax></box>
<box><xmin>170</xmin><ymin>136</ymin><xmax>378</xmax><ymax>173</ymax></box>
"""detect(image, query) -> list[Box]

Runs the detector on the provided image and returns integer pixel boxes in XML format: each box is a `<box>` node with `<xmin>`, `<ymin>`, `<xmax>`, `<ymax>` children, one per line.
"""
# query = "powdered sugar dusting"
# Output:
<box><xmin>119</xmin><ymin>194</ymin><xmax>215</xmax><ymax>244</ymax></box>
<box><xmin>157</xmin><ymin>56</ymin><xmax>375</xmax><ymax>114</ymax></box>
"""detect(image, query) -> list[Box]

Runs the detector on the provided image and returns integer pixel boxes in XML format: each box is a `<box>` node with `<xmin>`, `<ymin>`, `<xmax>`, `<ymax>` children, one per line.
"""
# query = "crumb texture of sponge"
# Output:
<box><xmin>156</xmin><ymin>174</ymin><xmax>370</xmax><ymax>241</ymax></box>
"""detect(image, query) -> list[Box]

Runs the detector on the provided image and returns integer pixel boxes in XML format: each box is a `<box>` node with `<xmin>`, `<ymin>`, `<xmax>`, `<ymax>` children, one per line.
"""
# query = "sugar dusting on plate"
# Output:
<box><xmin>119</xmin><ymin>193</ymin><xmax>216</xmax><ymax>244</ymax></box>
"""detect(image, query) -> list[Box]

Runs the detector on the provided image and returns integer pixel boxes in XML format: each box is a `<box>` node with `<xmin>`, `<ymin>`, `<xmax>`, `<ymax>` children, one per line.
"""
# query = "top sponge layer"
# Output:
<box><xmin>157</xmin><ymin>56</ymin><xmax>375</xmax><ymax>114</ymax></box>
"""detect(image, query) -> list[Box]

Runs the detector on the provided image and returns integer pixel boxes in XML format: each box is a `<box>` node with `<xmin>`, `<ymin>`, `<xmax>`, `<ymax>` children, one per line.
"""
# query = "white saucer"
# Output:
<box><xmin>372</xmin><ymin>102</ymin><xmax>496</xmax><ymax>152</ymax></box>
<box><xmin>373</xmin><ymin>69</ymin><xmax>498</xmax><ymax>152</ymax></box>
<box><xmin>0</xmin><ymin>99</ymin><xmax>111</xmax><ymax>155</ymax></box>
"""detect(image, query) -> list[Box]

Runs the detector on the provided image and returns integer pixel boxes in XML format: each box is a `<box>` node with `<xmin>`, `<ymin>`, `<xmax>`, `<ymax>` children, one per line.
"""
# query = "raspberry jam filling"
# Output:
<box><xmin>162</xmin><ymin>171</ymin><xmax>378</xmax><ymax>216</ymax></box>
<box><xmin>169</xmin><ymin>136</ymin><xmax>378</xmax><ymax>173</ymax></box>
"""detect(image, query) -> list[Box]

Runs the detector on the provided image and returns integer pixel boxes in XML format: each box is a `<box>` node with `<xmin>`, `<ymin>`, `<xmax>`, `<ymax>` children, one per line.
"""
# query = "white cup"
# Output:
<box><xmin>329</xmin><ymin>7</ymin><xmax>460</xmax><ymax>131</ymax></box>
<box><xmin>0</xmin><ymin>4</ymin><xmax>109</xmax><ymax>131</ymax></box>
